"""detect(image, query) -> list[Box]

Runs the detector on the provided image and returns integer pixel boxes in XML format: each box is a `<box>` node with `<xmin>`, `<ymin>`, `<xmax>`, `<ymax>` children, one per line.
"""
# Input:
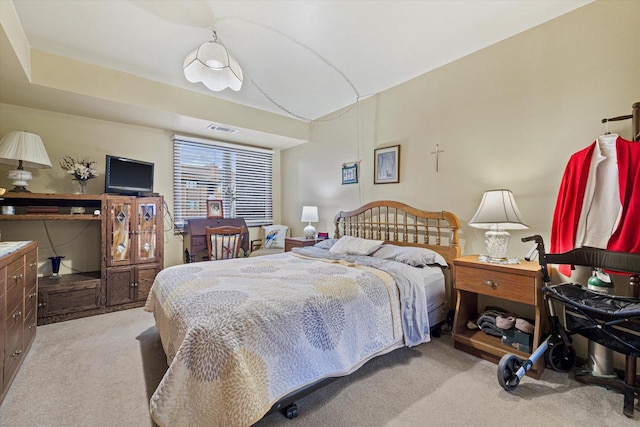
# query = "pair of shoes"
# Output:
<box><xmin>496</xmin><ymin>314</ymin><xmax>534</xmax><ymax>334</ymax></box>
<box><xmin>496</xmin><ymin>314</ymin><xmax>516</xmax><ymax>329</ymax></box>
<box><xmin>515</xmin><ymin>318</ymin><xmax>534</xmax><ymax>334</ymax></box>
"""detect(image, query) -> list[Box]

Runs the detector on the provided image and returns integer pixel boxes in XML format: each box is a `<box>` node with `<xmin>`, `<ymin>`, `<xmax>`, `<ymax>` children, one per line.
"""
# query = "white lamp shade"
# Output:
<box><xmin>183</xmin><ymin>39</ymin><xmax>243</xmax><ymax>92</ymax></box>
<box><xmin>301</xmin><ymin>206</ymin><xmax>319</xmax><ymax>223</ymax></box>
<box><xmin>0</xmin><ymin>131</ymin><xmax>52</xmax><ymax>168</ymax></box>
<box><xmin>469</xmin><ymin>189</ymin><xmax>528</xmax><ymax>230</ymax></box>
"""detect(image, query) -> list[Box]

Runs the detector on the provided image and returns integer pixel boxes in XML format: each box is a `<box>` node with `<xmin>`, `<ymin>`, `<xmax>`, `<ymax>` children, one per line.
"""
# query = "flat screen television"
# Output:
<box><xmin>105</xmin><ymin>155</ymin><xmax>154</xmax><ymax>195</ymax></box>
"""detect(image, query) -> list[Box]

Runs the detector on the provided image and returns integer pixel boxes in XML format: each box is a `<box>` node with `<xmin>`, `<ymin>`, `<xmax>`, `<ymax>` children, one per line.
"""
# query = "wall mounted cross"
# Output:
<box><xmin>430</xmin><ymin>144</ymin><xmax>444</xmax><ymax>172</ymax></box>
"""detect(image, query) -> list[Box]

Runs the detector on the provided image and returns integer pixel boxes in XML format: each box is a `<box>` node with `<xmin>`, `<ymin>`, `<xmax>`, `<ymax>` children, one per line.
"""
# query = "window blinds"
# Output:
<box><xmin>173</xmin><ymin>135</ymin><xmax>273</xmax><ymax>231</ymax></box>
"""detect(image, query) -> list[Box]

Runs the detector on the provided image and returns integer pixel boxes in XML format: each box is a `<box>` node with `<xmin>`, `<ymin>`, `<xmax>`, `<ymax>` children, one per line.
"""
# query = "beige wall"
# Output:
<box><xmin>0</xmin><ymin>103</ymin><xmax>281</xmax><ymax>271</ymax></box>
<box><xmin>282</xmin><ymin>0</ymin><xmax>639</xmax><ymax>260</ymax></box>
<box><xmin>280</xmin><ymin>0</ymin><xmax>639</xmax><ymax>363</ymax></box>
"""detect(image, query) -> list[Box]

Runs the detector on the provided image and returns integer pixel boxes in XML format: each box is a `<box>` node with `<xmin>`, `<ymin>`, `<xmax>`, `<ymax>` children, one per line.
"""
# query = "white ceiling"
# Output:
<box><xmin>9</xmin><ymin>0</ymin><xmax>593</xmax><ymax>124</ymax></box>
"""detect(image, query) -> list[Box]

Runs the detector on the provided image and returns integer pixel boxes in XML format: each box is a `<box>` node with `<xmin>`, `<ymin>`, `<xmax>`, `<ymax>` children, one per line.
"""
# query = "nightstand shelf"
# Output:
<box><xmin>452</xmin><ymin>255</ymin><xmax>546</xmax><ymax>378</ymax></box>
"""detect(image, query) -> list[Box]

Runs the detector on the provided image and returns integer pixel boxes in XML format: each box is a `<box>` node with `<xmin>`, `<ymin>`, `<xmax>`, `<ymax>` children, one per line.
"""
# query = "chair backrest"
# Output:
<box><xmin>206</xmin><ymin>225</ymin><xmax>245</xmax><ymax>260</ymax></box>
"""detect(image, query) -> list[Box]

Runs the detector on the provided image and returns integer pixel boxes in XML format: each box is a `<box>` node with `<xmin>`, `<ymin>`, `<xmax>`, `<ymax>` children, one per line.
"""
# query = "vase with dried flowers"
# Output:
<box><xmin>60</xmin><ymin>156</ymin><xmax>99</xmax><ymax>194</ymax></box>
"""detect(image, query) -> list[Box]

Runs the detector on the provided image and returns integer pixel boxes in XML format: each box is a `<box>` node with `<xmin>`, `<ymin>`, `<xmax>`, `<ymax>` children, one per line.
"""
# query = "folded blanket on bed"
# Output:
<box><xmin>293</xmin><ymin>246</ymin><xmax>446</xmax><ymax>346</ymax></box>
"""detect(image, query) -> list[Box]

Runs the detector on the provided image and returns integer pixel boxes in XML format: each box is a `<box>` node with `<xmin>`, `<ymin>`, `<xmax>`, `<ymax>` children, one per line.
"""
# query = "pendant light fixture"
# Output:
<box><xmin>183</xmin><ymin>31</ymin><xmax>243</xmax><ymax>92</ymax></box>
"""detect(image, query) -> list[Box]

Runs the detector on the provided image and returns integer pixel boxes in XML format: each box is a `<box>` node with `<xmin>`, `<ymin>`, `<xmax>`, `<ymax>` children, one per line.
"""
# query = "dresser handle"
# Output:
<box><xmin>29</xmin><ymin>292</ymin><xmax>37</xmax><ymax>299</ymax></box>
<box><xmin>13</xmin><ymin>311</ymin><xmax>22</xmax><ymax>319</ymax></box>
<box><xmin>38</xmin><ymin>302</ymin><xmax>47</xmax><ymax>308</ymax></box>
<box><xmin>14</xmin><ymin>273</ymin><xmax>23</xmax><ymax>281</ymax></box>
<box><xmin>29</xmin><ymin>262</ymin><xmax>37</xmax><ymax>268</ymax></box>
<box><xmin>12</xmin><ymin>350</ymin><xmax>22</xmax><ymax>357</ymax></box>
<box><xmin>29</xmin><ymin>323</ymin><xmax>36</xmax><ymax>329</ymax></box>
<box><xmin>482</xmin><ymin>280</ymin><xmax>498</xmax><ymax>289</ymax></box>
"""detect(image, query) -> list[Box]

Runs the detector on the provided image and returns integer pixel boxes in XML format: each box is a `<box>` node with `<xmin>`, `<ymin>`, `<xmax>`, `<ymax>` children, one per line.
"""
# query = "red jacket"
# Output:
<box><xmin>550</xmin><ymin>136</ymin><xmax>640</xmax><ymax>276</ymax></box>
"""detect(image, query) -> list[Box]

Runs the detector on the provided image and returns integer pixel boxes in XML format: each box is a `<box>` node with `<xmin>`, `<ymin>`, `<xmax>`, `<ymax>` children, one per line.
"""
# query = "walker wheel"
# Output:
<box><xmin>497</xmin><ymin>354</ymin><xmax>522</xmax><ymax>391</ymax></box>
<box><xmin>546</xmin><ymin>343</ymin><xmax>576</xmax><ymax>373</ymax></box>
<box><xmin>280</xmin><ymin>403</ymin><xmax>298</xmax><ymax>419</ymax></box>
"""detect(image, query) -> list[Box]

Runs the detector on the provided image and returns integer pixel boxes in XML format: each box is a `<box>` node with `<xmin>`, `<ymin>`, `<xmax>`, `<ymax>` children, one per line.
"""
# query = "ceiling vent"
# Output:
<box><xmin>207</xmin><ymin>124</ymin><xmax>238</xmax><ymax>134</ymax></box>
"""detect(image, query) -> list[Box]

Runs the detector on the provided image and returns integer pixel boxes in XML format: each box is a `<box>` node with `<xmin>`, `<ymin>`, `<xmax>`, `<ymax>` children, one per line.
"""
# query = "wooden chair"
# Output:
<box><xmin>205</xmin><ymin>225</ymin><xmax>245</xmax><ymax>260</ymax></box>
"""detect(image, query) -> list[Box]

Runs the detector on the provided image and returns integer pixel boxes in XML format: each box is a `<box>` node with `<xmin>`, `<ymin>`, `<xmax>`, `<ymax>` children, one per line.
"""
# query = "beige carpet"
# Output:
<box><xmin>1</xmin><ymin>308</ymin><xmax>638</xmax><ymax>427</ymax></box>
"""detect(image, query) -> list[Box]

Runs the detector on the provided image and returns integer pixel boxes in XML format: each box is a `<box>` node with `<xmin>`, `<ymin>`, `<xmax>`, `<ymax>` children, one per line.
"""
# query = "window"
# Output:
<box><xmin>173</xmin><ymin>135</ymin><xmax>273</xmax><ymax>232</ymax></box>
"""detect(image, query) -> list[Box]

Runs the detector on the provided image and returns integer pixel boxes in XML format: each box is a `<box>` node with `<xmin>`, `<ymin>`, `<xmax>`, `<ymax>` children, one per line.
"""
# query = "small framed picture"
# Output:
<box><xmin>342</xmin><ymin>163</ymin><xmax>358</xmax><ymax>185</ymax></box>
<box><xmin>207</xmin><ymin>199</ymin><xmax>223</xmax><ymax>219</ymax></box>
<box><xmin>374</xmin><ymin>145</ymin><xmax>400</xmax><ymax>184</ymax></box>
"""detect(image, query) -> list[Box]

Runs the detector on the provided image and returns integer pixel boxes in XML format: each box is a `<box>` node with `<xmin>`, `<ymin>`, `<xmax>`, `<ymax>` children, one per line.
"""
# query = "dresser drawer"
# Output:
<box><xmin>7</xmin><ymin>258</ymin><xmax>25</xmax><ymax>292</ymax></box>
<box><xmin>0</xmin><ymin>265</ymin><xmax>5</xmax><ymax>297</ymax></box>
<box><xmin>24</xmin><ymin>309</ymin><xmax>37</xmax><ymax>350</ymax></box>
<box><xmin>25</xmin><ymin>249</ymin><xmax>38</xmax><ymax>286</ymax></box>
<box><xmin>1</xmin><ymin>349</ymin><xmax>4</xmax><ymax>395</ymax></box>
<box><xmin>4</xmin><ymin>330</ymin><xmax>23</xmax><ymax>391</ymax></box>
<box><xmin>0</xmin><ymin>291</ymin><xmax>5</xmax><ymax>353</ymax></box>
<box><xmin>25</xmin><ymin>284</ymin><xmax>38</xmax><ymax>318</ymax></box>
<box><xmin>6</xmin><ymin>280</ymin><xmax>24</xmax><ymax>317</ymax></box>
<box><xmin>456</xmin><ymin>265</ymin><xmax>536</xmax><ymax>305</ymax></box>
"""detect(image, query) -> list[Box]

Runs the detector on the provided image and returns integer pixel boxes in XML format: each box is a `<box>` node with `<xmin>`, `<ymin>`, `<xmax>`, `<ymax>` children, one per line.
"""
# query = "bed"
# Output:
<box><xmin>145</xmin><ymin>200</ymin><xmax>460</xmax><ymax>426</ymax></box>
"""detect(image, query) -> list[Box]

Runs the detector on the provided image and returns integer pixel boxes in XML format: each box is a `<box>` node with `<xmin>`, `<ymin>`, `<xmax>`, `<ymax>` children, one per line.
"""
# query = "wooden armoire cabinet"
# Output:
<box><xmin>0</xmin><ymin>193</ymin><xmax>164</xmax><ymax>325</ymax></box>
<box><xmin>103</xmin><ymin>196</ymin><xmax>163</xmax><ymax>306</ymax></box>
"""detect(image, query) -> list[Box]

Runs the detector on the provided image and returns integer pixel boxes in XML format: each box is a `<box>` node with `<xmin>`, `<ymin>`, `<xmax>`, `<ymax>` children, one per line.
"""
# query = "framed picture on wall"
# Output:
<box><xmin>342</xmin><ymin>163</ymin><xmax>358</xmax><ymax>184</ymax></box>
<box><xmin>374</xmin><ymin>145</ymin><xmax>400</xmax><ymax>184</ymax></box>
<box><xmin>207</xmin><ymin>199</ymin><xmax>224</xmax><ymax>219</ymax></box>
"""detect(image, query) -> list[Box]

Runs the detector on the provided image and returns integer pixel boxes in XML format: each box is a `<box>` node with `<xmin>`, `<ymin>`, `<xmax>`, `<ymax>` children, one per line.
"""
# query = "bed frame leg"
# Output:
<box><xmin>280</xmin><ymin>403</ymin><xmax>299</xmax><ymax>419</ymax></box>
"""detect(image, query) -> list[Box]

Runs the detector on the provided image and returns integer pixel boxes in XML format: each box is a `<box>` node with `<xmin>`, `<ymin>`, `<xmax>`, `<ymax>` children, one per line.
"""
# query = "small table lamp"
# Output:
<box><xmin>469</xmin><ymin>189</ymin><xmax>528</xmax><ymax>262</ymax></box>
<box><xmin>301</xmin><ymin>205</ymin><xmax>319</xmax><ymax>239</ymax></box>
<box><xmin>0</xmin><ymin>131</ymin><xmax>52</xmax><ymax>192</ymax></box>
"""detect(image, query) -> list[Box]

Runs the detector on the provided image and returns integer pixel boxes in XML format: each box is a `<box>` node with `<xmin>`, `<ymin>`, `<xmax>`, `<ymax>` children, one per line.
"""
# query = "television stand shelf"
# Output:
<box><xmin>0</xmin><ymin>192</ymin><xmax>163</xmax><ymax>325</ymax></box>
<box><xmin>0</xmin><ymin>193</ymin><xmax>102</xmax><ymax>220</ymax></box>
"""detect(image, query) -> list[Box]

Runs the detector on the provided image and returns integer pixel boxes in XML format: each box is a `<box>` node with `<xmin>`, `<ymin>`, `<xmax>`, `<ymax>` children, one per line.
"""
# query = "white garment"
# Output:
<box><xmin>575</xmin><ymin>134</ymin><xmax>622</xmax><ymax>249</ymax></box>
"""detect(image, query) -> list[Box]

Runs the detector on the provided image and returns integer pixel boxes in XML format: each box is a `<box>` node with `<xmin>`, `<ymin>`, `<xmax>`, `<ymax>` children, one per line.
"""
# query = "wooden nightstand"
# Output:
<box><xmin>452</xmin><ymin>255</ymin><xmax>546</xmax><ymax>378</ymax></box>
<box><xmin>284</xmin><ymin>237</ymin><xmax>324</xmax><ymax>252</ymax></box>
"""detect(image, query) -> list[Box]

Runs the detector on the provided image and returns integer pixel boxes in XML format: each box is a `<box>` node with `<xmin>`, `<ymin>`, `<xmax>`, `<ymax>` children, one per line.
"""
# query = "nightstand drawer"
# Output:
<box><xmin>456</xmin><ymin>265</ymin><xmax>535</xmax><ymax>305</ymax></box>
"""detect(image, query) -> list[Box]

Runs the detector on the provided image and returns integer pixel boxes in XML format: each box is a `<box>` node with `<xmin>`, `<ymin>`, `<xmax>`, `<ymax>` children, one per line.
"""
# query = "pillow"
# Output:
<box><xmin>371</xmin><ymin>244</ymin><xmax>448</xmax><ymax>268</ymax></box>
<box><xmin>314</xmin><ymin>238</ymin><xmax>338</xmax><ymax>250</ymax></box>
<box><xmin>329</xmin><ymin>236</ymin><xmax>383</xmax><ymax>256</ymax></box>
<box><xmin>263</xmin><ymin>225</ymin><xmax>288</xmax><ymax>249</ymax></box>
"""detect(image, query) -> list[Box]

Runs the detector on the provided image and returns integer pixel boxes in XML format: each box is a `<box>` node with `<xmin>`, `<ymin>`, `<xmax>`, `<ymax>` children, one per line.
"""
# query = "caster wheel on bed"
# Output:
<box><xmin>280</xmin><ymin>403</ymin><xmax>298</xmax><ymax>419</ymax></box>
<box><xmin>431</xmin><ymin>324</ymin><xmax>442</xmax><ymax>338</ymax></box>
<box><xmin>497</xmin><ymin>354</ymin><xmax>523</xmax><ymax>391</ymax></box>
<box><xmin>546</xmin><ymin>343</ymin><xmax>577</xmax><ymax>373</ymax></box>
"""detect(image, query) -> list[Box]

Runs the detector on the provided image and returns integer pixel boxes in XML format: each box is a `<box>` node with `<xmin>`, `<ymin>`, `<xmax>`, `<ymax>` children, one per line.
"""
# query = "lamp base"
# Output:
<box><xmin>304</xmin><ymin>223</ymin><xmax>317</xmax><ymax>239</ymax></box>
<box><xmin>7</xmin><ymin>168</ymin><xmax>32</xmax><ymax>192</ymax></box>
<box><xmin>484</xmin><ymin>228</ymin><xmax>510</xmax><ymax>260</ymax></box>
<box><xmin>8</xmin><ymin>186</ymin><xmax>30</xmax><ymax>193</ymax></box>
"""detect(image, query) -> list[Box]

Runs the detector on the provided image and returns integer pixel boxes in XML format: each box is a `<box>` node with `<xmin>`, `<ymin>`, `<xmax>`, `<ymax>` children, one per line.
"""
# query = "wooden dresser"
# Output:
<box><xmin>1</xmin><ymin>240</ymin><xmax>38</xmax><ymax>404</ymax></box>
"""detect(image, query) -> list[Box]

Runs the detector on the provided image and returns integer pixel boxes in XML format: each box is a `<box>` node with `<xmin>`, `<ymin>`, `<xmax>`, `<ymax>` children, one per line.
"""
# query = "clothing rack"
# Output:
<box><xmin>601</xmin><ymin>101</ymin><xmax>640</xmax><ymax>141</ymax></box>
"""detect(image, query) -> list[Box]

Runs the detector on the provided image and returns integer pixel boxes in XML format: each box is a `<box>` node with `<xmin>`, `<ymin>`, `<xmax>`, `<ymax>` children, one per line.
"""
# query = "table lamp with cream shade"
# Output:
<box><xmin>0</xmin><ymin>131</ymin><xmax>52</xmax><ymax>192</ymax></box>
<box><xmin>301</xmin><ymin>205</ymin><xmax>319</xmax><ymax>239</ymax></box>
<box><xmin>469</xmin><ymin>189</ymin><xmax>529</xmax><ymax>262</ymax></box>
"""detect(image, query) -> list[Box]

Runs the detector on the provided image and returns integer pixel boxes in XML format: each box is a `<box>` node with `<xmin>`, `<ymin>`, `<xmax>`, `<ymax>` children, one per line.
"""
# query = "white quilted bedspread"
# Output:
<box><xmin>145</xmin><ymin>252</ymin><xmax>402</xmax><ymax>427</ymax></box>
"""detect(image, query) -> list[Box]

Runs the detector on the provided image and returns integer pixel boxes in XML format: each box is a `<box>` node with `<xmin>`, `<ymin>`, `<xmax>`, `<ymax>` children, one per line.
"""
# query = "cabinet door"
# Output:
<box><xmin>38</xmin><ymin>280</ymin><xmax>101</xmax><ymax>317</ymax></box>
<box><xmin>106</xmin><ymin>267</ymin><xmax>134</xmax><ymax>306</ymax></box>
<box><xmin>106</xmin><ymin>197</ymin><xmax>134</xmax><ymax>267</ymax></box>
<box><xmin>135</xmin><ymin>264</ymin><xmax>159</xmax><ymax>302</ymax></box>
<box><xmin>136</xmin><ymin>198</ymin><xmax>161</xmax><ymax>264</ymax></box>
